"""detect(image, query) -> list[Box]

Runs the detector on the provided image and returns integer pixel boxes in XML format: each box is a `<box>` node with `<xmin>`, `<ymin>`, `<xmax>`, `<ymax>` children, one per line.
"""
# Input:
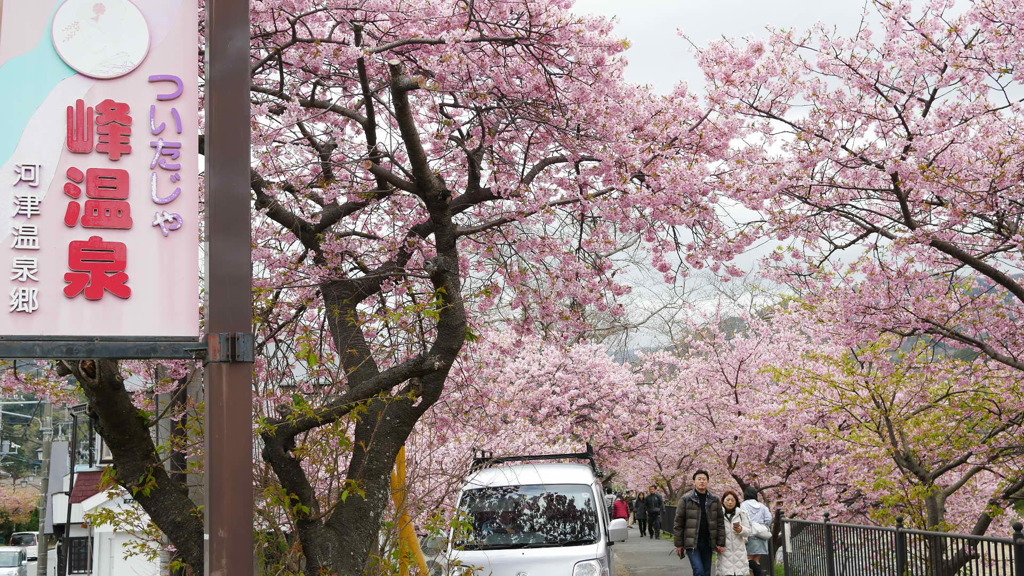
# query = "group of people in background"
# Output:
<box><xmin>609</xmin><ymin>485</ymin><xmax>667</xmax><ymax>539</ymax></box>
<box><xmin>608</xmin><ymin>471</ymin><xmax>774</xmax><ymax>576</ymax></box>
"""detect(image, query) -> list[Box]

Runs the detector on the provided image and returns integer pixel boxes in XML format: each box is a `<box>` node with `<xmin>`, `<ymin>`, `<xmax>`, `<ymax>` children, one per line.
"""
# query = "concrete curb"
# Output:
<box><xmin>613</xmin><ymin>553</ymin><xmax>634</xmax><ymax>576</ymax></box>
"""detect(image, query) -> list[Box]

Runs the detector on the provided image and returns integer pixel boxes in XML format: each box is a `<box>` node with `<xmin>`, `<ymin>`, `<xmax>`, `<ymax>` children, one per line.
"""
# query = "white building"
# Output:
<box><xmin>44</xmin><ymin>444</ymin><xmax>161</xmax><ymax>576</ymax></box>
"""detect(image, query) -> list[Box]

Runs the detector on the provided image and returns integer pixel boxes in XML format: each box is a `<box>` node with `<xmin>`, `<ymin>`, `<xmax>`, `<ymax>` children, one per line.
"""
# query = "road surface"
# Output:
<box><xmin>614</xmin><ymin>526</ymin><xmax>692</xmax><ymax>576</ymax></box>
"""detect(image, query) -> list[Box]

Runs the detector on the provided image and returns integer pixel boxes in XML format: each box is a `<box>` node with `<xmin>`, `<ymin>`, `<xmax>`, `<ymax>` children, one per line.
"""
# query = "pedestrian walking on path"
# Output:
<box><xmin>741</xmin><ymin>486</ymin><xmax>773</xmax><ymax>576</ymax></box>
<box><xmin>673</xmin><ymin>470</ymin><xmax>726</xmax><ymax>576</ymax></box>
<box><xmin>644</xmin><ymin>485</ymin><xmax>666</xmax><ymax>540</ymax></box>
<box><xmin>718</xmin><ymin>490</ymin><xmax>752</xmax><ymax>576</ymax></box>
<box><xmin>613</xmin><ymin>493</ymin><xmax>631</xmax><ymax>521</ymax></box>
<box><xmin>634</xmin><ymin>488</ymin><xmax>649</xmax><ymax>537</ymax></box>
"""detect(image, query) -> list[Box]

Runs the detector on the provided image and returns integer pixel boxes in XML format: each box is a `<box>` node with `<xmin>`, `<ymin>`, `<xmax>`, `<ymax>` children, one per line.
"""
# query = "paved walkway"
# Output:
<box><xmin>613</xmin><ymin>526</ymin><xmax>691</xmax><ymax>576</ymax></box>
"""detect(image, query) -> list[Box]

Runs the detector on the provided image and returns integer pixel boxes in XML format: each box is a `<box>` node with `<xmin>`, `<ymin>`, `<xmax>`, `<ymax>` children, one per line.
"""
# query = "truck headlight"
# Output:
<box><xmin>572</xmin><ymin>558</ymin><xmax>609</xmax><ymax>576</ymax></box>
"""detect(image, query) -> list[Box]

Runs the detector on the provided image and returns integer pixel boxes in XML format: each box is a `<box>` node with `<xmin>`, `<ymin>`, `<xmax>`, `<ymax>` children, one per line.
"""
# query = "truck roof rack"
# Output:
<box><xmin>471</xmin><ymin>442</ymin><xmax>603</xmax><ymax>477</ymax></box>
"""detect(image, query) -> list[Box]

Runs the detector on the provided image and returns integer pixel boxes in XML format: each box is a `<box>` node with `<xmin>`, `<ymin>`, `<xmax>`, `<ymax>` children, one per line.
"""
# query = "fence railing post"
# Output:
<box><xmin>778</xmin><ymin>508</ymin><xmax>786</xmax><ymax>569</ymax></box>
<box><xmin>824</xmin><ymin>512</ymin><xmax>837</xmax><ymax>576</ymax></box>
<box><xmin>1013</xmin><ymin>522</ymin><xmax>1024</xmax><ymax>576</ymax></box>
<box><xmin>782</xmin><ymin>512</ymin><xmax>792</xmax><ymax>576</ymax></box>
<box><xmin>770</xmin><ymin>508</ymin><xmax>783</xmax><ymax>575</ymax></box>
<box><xmin>895</xmin><ymin>516</ymin><xmax>908</xmax><ymax>576</ymax></box>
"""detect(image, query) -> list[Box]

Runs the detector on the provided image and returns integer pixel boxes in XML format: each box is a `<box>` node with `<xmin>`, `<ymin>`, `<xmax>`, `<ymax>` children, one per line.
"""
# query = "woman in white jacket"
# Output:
<box><xmin>716</xmin><ymin>490</ymin><xmax>751</xmax><ymax>576</ymax></box>
<box><xmin>741</xmin><ymin>486</ymin><xmax>773</xmax><ymax>576</ymax></box>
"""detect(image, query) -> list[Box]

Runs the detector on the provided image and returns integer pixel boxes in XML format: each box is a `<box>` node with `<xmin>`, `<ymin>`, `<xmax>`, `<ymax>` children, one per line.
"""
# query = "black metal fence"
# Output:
<box><xmin>781</xmin><ymin>514</ymin><xmax>1024</xmax><ymax>576</ymax></box>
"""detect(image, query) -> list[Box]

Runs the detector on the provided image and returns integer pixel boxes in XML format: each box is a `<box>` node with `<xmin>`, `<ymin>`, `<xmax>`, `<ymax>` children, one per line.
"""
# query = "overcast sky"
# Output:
<box><xmin>572</xmin><ymin>0</ymin><xmax>870</xmax><ymax>93</ymax></box>
<box><xmin>566</xmin><ymin>0</ymin><xmax>875</xmax><ymax>329</ymax></box>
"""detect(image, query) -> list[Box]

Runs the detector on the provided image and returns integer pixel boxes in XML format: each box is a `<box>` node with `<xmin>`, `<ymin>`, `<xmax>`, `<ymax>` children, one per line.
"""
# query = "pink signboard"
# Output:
<box><xmin>1</xmin><ymin>0</ymin><xmax>199</xmax><ymax>339</ymax></box>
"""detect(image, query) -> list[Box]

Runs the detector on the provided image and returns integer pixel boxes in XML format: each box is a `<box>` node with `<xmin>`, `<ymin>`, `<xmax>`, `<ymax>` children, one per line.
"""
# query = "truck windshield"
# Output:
<box><xmin>9</xmin><ymin>534</ymin><xmax>34</xmax><ymax>546</ymax></box>
<box><xmin>456</xmin><ymin>484</ymin><xmax>599</xmax><ymax>550</ymax></box>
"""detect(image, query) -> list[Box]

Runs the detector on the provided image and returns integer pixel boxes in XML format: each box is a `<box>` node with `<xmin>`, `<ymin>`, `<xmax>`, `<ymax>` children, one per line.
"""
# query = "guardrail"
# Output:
<box><xmin>781</xmin><ymin>513</ymin><xmax>1024</xmax><ymax>576</ymax></box>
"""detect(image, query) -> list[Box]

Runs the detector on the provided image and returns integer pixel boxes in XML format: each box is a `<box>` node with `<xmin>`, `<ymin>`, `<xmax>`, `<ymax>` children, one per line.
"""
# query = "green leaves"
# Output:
<box><xmin>131</xmin><ymin>468</ymin><xmax>160</xmax><ymax>498</ymax></box>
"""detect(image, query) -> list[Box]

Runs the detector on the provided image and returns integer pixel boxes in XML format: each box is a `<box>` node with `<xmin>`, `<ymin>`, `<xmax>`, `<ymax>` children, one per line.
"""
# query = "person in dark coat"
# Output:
<box><xmin>633</xmin><ymin>488</ymin><xmax>649</xmax><ymax>537</ymax></box>
<box><xmin>673</xmin><ymin>470</ymin><xmax>726</xmax><ymax>576</ymax></box>
<box><xmin>644</xmin><ymin>485</ymin><xmax>665</xmax><ymax>539</ymax></box>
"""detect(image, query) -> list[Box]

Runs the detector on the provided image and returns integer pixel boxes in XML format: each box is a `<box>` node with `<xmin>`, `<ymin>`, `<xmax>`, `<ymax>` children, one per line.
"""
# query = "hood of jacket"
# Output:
<box><xmin>742</xmin><ymin>499</ymin><xmax>768</xmax><ymax>514</ymax></box>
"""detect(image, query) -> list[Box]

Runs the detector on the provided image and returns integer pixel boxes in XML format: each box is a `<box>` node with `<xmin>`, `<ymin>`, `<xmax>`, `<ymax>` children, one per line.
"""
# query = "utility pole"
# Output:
<box><xmin>58</xmin><ymin>405</ymin><xmax>86</xmax><ymax>576</ymax></box>
<box><xmin>35</xmin><ymin>402</ymin><xmax>52</xmax><ymax>576</ymax></box>
<box><xmin>204</xmin><ymin>1</ymin><xmax>254</xmax><ymax>575</ymax></box>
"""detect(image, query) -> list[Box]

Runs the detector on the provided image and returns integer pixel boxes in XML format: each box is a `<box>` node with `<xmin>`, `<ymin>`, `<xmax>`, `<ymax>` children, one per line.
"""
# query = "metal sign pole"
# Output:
<box><xmin>203</xmin><ymin>0</ymin><xmax>253</xmax><ymax>575</ymax></box>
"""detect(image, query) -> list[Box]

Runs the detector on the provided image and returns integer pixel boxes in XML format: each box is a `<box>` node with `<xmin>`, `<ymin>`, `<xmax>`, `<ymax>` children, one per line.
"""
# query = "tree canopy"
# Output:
<box><xmin>2</xmin><ymin>0</ymin><xmax>1022</xmax><ymax>574</ymax></box>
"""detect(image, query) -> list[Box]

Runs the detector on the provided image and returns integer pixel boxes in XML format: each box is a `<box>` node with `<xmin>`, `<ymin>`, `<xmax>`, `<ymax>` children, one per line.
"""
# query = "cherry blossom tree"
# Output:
<box><xmin>693</xmin><ymin>0</ymin><xmax>1024</xmax><ymax>372</ymax></box>
<box><xmin>622</xmin><ymin>301</ymin><xmax>1024</xmax><ymax>540</ymax></box>
<box><xmin>237</xmin><ymin>0</ymin><xmax>730</xmax><ymax>572</ymax></box>
<box><xmin>777</xmin><ymin>334</ymin><xmax>1024</xmax><ymax>533</ymax></box>
<box><xmin>51</xmin><ymin>359</ymin><xmax>205</xmax><ymax>572</ymax></box>
<box><xmin>395</xmin><ymin>330</ymin><xmax>651</xmax><ymax>519</ymax></box>
<box><xmin>685</xmin><ymin>0</ymin><xmax>1024</xmax><ymax>535</ymax></box>
<box><xmin>615</xmin><ymin>306</ymin><xmax>855</xmax><ymax>513</ymax></box>
<box><xmin>42</xmin><ymin>0</ymin><xmax>726</xmax><ymax>573</ymax></box>
<box><xmin>13</xmin><ymin>1</ymin><xmax>1024</xmax><ymax>574</ymax></box>
<box><xmin>0</xmin><ymin>483</ymin><xmax>39</xmax><ymax>533</ymax></box>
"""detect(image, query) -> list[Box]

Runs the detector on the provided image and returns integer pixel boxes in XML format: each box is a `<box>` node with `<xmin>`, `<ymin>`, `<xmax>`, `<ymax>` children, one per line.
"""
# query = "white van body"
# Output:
<box><xmin>0</xmin><ymin>546</ymin><xmax>27</xmax><ymax>576</ymax></box>
<box><xmin>446</xmin><ymin>462</ymin><xmax>627</xmax><ymax>576</ymax></box>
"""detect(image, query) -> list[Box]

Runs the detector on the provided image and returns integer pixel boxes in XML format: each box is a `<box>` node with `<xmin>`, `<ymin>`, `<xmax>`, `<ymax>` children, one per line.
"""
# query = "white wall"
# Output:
<box><xmin>93</xmin><ymin>533</ymin><xmax>159</xmax><ymax>576</ymax></box>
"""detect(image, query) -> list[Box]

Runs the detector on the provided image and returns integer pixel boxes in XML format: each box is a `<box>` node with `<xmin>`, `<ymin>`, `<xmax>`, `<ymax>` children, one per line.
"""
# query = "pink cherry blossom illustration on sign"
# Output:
<box><xmin>51</xmin><ymin>0</ymin><xmax>150</xmax><ymax>79</ymax></box>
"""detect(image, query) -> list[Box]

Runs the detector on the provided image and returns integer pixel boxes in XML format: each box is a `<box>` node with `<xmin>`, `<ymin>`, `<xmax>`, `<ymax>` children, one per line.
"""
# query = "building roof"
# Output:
<box><xmin>69</xmin><ymin>471</ymin><xmax>105</xmax><ymax>504</ymax></box>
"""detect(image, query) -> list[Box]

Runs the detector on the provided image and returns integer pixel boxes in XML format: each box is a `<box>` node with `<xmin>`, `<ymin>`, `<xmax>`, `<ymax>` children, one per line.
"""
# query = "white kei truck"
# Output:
<box><xmin>443</xmin><ymin>444</ymin><xmax>628</xmax><ymax>576</ymax></box>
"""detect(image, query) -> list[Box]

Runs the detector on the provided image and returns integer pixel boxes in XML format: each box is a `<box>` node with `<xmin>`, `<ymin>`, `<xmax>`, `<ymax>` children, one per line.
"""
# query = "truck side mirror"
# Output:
<box><xmin>607</xmin><ymin>518</ymin><xmax>628</xmax><ymax>543</ymax></box>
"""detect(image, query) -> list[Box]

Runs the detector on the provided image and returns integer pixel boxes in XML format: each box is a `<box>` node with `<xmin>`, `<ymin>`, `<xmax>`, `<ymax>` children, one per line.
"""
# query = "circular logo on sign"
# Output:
<box><xmin>52</xmin><ymin>0</ymin><xmax>151</xmax><ymax>79</ymax></box>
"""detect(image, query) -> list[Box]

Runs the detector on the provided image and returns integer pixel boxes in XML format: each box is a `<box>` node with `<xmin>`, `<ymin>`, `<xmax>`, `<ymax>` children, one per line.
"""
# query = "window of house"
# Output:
<box><xmin>68</xmin><ymin>537</ymin><xmax>90</xmax><ymax>574</ymax></box>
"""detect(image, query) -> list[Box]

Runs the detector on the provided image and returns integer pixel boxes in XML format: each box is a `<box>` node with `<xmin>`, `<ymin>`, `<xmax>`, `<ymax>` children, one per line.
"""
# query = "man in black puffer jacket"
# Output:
<box><xmin>673</xmin><ymin>470</ymin><xmax>726</xmax><ymax>576</ymax></box>
<box><xmin>644</xmin><ymin>485</ymin><xmax>665</xmax><ymax>539</ymax></box>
